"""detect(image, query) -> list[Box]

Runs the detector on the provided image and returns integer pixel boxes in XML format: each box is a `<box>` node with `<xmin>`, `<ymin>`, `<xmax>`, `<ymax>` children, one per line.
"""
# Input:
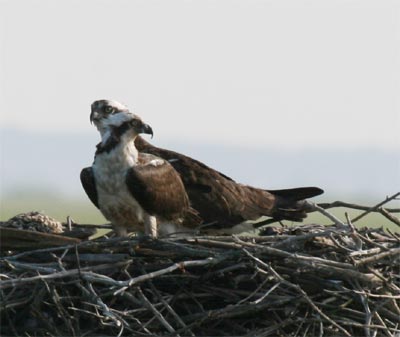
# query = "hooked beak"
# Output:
<box><xmin>141</xmin><ymin>123</ymin><xmax>154</xmax><ymax>138</ymax></box>
<box><xmin>132</xmin><ymin>118</ymin><xmax>153</xmax><ymax>138</ymax></box>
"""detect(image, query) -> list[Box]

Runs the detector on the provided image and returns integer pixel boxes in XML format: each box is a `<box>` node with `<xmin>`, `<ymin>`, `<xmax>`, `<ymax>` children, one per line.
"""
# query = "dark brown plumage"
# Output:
<box><xmin>81</xmin><ymin>100</ymin><xmax>201</xmax><ymax>236</ymax></box>
<box><xmin>80</xmin><ymin>152</ymin><xmax>200</xmax><ymax>233</ymax></box>
<box><xmin>80</xmin><ymin>167</ymin><xmax>98</xmax><ymax>208</ymax></box>
<box><xmin>135</xmin><ymin>136</ymin><xmax>324</xmax><ymax>230</ymax></box>
<box><xmin>125</xmin><ymin>153</ymin><xmax>201</xmax><ymax>226</ymax></box>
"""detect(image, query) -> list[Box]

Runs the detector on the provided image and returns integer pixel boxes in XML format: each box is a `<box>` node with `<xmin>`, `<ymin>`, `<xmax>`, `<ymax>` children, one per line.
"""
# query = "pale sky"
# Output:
<box><xmin>0</xmin><ymin>0</ymin><xmax>399</xmax><ymax>149</ymax></box>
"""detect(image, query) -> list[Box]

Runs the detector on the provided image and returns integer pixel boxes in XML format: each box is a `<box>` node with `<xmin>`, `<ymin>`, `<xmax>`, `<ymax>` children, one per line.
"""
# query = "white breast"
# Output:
<box><xmin>92</xmin><ymin>141</ymin><xmax>147</xmax><ymax>231</ymax></box>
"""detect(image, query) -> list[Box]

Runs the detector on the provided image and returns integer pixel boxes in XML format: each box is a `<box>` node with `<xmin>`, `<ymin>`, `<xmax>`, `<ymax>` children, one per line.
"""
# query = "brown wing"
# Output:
<box><xmin>80</xmin><ymin>167</ymin><xmax>99</xmax><ymax>209</ymax></box>
<box><xmin>126</xmin><ymin>154</ymin><xmax>199</xmax><ymax>225</ymax></box>
<box><xmin>135</xmin><ymin>136</ymin><xmax>324</xmax><ymax>228</ymax></box>
<box><xmin>135</xmin><ymin>137</ymin><xmax>270</xmax><ymax>226</ymax></box>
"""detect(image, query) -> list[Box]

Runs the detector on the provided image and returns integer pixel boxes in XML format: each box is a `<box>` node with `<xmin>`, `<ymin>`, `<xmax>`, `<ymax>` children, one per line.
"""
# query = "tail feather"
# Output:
<box><xmin>267</xmin><ymin>187</ymin><xmax>323</xmax><ymax>201</ymax></box>
<box><xmin>276</xmin><ymin>204</ymin><xmax>309</xmax><ymax>220</ymax></box>
<box><xmin>268</xmin><ymin>187</ymin><xmax>323</xmax><ymax>222</ymax></box>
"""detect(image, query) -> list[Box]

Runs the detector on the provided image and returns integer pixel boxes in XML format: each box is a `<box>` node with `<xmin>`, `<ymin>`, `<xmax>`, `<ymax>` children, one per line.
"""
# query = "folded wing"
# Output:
<box><xmin>126</xmin><ymin>154</ymin><xmax>201</xmax><ymax>227</ymax></box>
<box><xmin>80</xmin><ymin>167</ymin><xmax>99</xmax><ymax>209</ymax></box>
<box><xmin>135</xmin><ymin>136</ymin><xmax>323</xmax><ymax>229</ymax></box>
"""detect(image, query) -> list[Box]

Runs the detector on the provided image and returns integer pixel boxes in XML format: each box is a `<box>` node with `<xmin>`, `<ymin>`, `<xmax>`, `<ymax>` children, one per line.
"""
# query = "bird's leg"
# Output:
<box><xmin>113</xmin><ymin>225</ymin><xmax>129</xmax><ymax>237</ymax></box>
<box><xmin>144</xmin><ymin>215</ymin><xmax>157</xmax><ymax>238</ymax></box>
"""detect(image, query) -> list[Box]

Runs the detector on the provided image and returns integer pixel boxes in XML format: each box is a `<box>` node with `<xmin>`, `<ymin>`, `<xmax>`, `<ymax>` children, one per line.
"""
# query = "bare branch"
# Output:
<box><xmin>351</xmin><ymin>192</ymin><xmax>400</xmax><ymax>223</ymax></box>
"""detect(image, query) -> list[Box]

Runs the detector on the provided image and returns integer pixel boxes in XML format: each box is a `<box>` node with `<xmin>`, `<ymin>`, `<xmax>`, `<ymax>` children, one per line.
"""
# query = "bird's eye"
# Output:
<box><xmin>104</xmin><ymin>106</ymin><xmax>114</xmax><ymax>114</ymax></box>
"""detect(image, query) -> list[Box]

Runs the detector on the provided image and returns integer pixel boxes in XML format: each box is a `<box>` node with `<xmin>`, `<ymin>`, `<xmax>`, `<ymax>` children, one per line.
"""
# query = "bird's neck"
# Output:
<box><xmin>96</xmin><ymin>127</ymin><xmax>139</xmax><ymax>164</ymax></box>
<box><xmin>97</xmin><ymin>126</ymin><xmax>108</xmax><ymax>138</ymax></box>
<box><xmin>119</xmin><ymin>133</ymin><xmax>139</xmax><ymax>164</ymax></box>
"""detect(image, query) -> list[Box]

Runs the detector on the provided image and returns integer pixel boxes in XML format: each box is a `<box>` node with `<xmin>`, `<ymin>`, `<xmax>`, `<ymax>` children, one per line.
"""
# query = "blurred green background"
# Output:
<box><xmin>2</xmin><ymin>130</ymin><xmax>399</xmax><ymax>232</ymax></box>
<box><xmin>1</xmin><ymin>191</ymin><xmax>398</xmax><ymax>232</ymax></box>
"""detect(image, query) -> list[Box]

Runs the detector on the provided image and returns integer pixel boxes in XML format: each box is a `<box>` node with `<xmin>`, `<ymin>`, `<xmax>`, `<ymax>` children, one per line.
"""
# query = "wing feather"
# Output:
<box><xmin>125</xmin><ymin>155</ymin><xmax>190</xmax><ymax>221</ymax></box>
<box><xmin>80</xmin><ymin>167</ymin><xmax>99</xmax><ymax>208</ymax></box>
<box><xmin>135</xmin><ymin>136</ymin><xmax>324</xmax><ymax>228</ymax></box>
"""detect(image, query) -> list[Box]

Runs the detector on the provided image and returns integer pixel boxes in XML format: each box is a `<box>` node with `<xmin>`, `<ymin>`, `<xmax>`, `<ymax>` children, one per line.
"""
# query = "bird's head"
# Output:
<box><xmin>90</xmin><ymin>99</ymin><xmax>153</xmax><ymax>138</ymax></box>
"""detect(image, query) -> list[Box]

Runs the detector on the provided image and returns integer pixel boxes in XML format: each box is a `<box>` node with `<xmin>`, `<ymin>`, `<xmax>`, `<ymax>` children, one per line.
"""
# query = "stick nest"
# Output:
<box><xmin>1</xmin><ymin>221</ymin><xmax>399</xmax><ymax>336</ymax></box>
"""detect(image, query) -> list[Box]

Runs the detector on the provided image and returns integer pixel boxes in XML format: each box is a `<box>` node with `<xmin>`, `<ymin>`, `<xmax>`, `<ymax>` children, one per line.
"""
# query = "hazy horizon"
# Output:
<box><xmin>1</xmin><ymin>127</ymin><xmax>398</xmax><ymax>200</ymax></box>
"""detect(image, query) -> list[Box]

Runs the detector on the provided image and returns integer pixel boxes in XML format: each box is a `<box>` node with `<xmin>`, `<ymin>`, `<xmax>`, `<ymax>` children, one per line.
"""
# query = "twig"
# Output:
<box><xmin>253</xmin><ymin>281</ymin><xmax>282</xmax><ymax>305</ymax></box>
<box><xmin>308</xmin><ymin>203</ymin><xmax>348</xmax><ymax>228</ymax></box>
<box><xmin>355</xmin><ymin>248</ymin><xmax>400</xmax><ymax>266</ymax></box>
<box><xmin>318</xmin><ymin>201</ymin><xmax>400</xmax><ymax>213</ymax></box>
<box><xmin>1</xmin><ymin>217</ymin><xmax>398</xmax><ymax>336</ymax></box>
<box><xmin>4</xmin><ymin>260</ymin><xmax>59</xmax><ymax>274</ymax></box>
<box><xmin>345</xmin><ymin>212</ymin><xmax>357</xmax><ymax>233</ymax></box>
<box><xmin>243</xmin><ymin>248</ymin><xmax>352</xmax><ymax>337</ymax></box>
<box><xmin>351</xmin><ymin>192</ymin><xmax>400</xmax><ymax>223</ymax></box>
<box><xmin>355</xmin><ymin>281</ymin><xmax>373</xmax><ymax>337</ymax></box>
<box><xmin>349</xmin><ymin>247</ymin><xmax>381</xmax><ymax>257</ymax></box>
<box><xmin>70</xmin><ymin>223</ymin><xmax>113</xmax><ymax>229</ymax></box>
<box><xmin>148</xmin><ymin>281</ymin><xmax>195</xmax><ymax>336</ymax></box>
<box><xmin>0</xmin><ymin>260</ymin><xmax>131</xmax><ymax>289</ymax></box>
<box><xmin>81</xmin><ymin>257</ymin><xmax>219</xmax><ymax>289</ymax></box>
<box><xmin>137</xmin><ymin>287</ymin><xmax>177</xmax><ymax>334</ymax></box>
<box><xmin>67</xmin><ymin>216</ymin><xmax>73</xmax><ymax>231</ymax></box>
<box><xmin>374</xmin><ymin>311</ymin><xmax>394</xmax><ymax>337</ymax></box>
<box><xmin>272</xmin><ymin>228</ymin><xmax>344</xmax><ymax>250</ymax></box>
<box><xmin>380</xmin><ymin>208</ymin><xmax>400</xmax><ymax>227</ymax></box>
<box><xmin>87</xmin><ymin>282</ymin><xmax>124</xmax><ymax>330</ymax></box>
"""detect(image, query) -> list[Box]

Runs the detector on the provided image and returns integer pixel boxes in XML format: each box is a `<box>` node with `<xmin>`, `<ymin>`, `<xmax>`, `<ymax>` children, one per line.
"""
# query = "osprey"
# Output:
<box><xmin>135</xmin><ymin>137</ymin><xmax>324</xmax><ymax>232</ymax></box>
<box><xmin>80</xmin><ymin>100</ymin><xmax>200</xmax><ymax>237</ymax></box>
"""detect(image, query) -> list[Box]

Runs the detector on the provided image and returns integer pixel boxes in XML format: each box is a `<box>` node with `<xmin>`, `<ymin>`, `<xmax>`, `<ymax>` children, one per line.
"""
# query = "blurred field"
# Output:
<box><xmin>1</xmin><ymin>195</ymin><xmax>398</xmax><ymax>232</ymax></box>
<box><xmin>0</xmin><ymin>196</ymin><xmax>106</xmax><ymax>225</ymax></box>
